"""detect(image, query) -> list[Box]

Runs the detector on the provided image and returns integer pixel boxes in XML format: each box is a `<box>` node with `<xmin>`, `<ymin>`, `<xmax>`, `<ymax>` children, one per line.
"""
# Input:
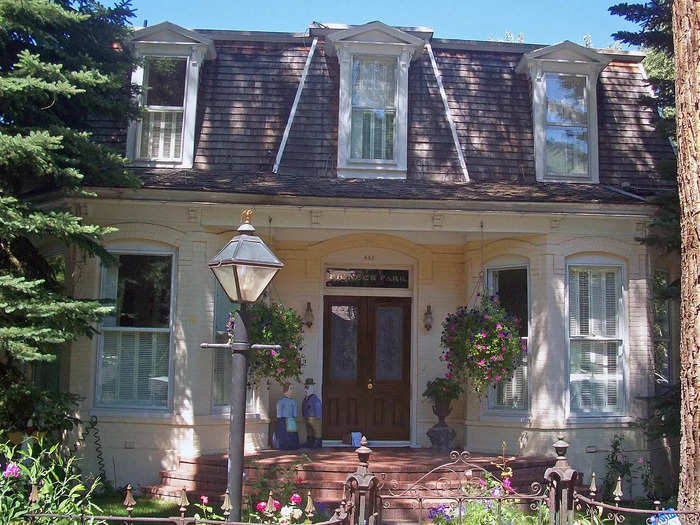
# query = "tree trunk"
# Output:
<box><xmin>673</xmin><ymin>0</ymin><xmax>700</xmax><ymax>519</ymax></box>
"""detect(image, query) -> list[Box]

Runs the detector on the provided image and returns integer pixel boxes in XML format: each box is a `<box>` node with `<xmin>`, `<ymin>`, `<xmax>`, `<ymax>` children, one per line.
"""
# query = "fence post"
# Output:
<box><xmin>345</xmin><ymin>436</ymin><xmax>379</xmax><ymax>525</ymax></box>
<box><xmin>544</xmin><ymin>435</ymin><xmax>579</xmax><ymax>525</ymax></box>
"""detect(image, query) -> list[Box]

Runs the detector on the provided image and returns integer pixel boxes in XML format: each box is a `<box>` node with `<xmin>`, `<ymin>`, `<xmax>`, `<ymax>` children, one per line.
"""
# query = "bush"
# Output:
<box><xmin>423</xmin><ymin>377</ymin><xmax>463</xmax><ymax>403</ymax></box>
<box><xmin>0</xmin><ymin>439</ymin><xmax>100</xmax><ymax>525</ymax></box>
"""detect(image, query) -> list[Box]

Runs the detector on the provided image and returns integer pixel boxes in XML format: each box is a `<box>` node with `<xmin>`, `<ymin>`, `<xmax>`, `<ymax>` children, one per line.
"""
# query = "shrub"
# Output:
<box><xmin>423</xmin><ymin>377</ymin><xmax>463</xmax><ymax>403</ymax></box>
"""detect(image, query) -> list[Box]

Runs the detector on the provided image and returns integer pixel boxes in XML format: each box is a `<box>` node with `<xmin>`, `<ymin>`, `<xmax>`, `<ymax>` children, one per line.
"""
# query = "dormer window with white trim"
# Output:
<box><xmin>517</xmin><ymin>41</ymin><xmax>610</xmax><ymax>184</ymax></box>
<box><xmin>126</xmin><ymin>22</ymin><xmax>216</xmax><ymax>169</ymax></box>
<box><xmin>139</xmin><ymin>57</ymin><xmax>187</xmax><ymax>161</ymax></box>
<box><xmin>351</xmin><ymin>57</ymin><xmax>397</xmax><ymax>161</ymax></box>
<box><xmin>327</xmin><ymin>22</ymin><xmax>426</xmax><ymax>179</ymax></box>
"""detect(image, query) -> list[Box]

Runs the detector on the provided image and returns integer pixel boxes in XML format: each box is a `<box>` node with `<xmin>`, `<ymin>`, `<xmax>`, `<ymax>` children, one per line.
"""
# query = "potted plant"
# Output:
<box><xmin>423</xmin><ymin>376</ymin><xmax>462</xmax><ymax>451</ymax></box>
<box><xmin>227</xmin><ymin>301</ymin><xmax>306</xmax><ymax>386</ymax></box>
<box><xmin>440</xmin><ymin>293</ymin><xmax>525</xmax><ymax>395</ymax></box>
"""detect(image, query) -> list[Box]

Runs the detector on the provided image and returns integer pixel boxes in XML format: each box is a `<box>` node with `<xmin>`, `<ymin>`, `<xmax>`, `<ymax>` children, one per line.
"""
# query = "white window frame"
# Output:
<box><xmin>209</xmin><ymin>279</ymin><xmax>258</xmax><ymax>417</ymax></box>
<box><xmin>517</xmin><ymin>42</ymin><xmax>610</xmax><ymax>184</ymax></box>
<box><xmin>94</xmin><ymin>247</ymin><xmax>177</xmax><ymax>412</ymax></box>
<box><xmin>565</xmin><ymin>255</ymin><xmax>627</xmax><ymax>419</ymax></box>
<box><xmin>484</xmin><ymin>263</ymin><xmax>531</xmax><ymax>415</ymax></box>
<box><xmin>126</xmin><ymin>34</ymin><xmax>212</xmax><ymax>169</ymax></box>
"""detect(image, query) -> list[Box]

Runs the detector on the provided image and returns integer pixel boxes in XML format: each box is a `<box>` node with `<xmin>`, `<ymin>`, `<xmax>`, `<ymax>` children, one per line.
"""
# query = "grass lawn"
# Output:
<box><xmin>92</xmin><ymin>493</ymin><xmax>181</xmax><ymax>518</ymax></box>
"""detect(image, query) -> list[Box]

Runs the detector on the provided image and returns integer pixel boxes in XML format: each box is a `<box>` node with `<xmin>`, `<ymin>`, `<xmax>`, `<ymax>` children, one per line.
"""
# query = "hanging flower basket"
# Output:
<box><xmin>440</xmin><ymin>294</ymin><xmax>526</xmax><ymax>394</ymax></box>
<box><xmin>227</xmin><ymin>302</ymin><xmax>306</xmax><ymax>386</ymax></box>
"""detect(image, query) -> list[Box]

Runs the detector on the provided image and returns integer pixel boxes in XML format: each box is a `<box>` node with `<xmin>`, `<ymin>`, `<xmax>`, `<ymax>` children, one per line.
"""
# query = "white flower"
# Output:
<box><xmin>292</xmin><ymin>508</ymin><xmax>303</xmax><ymax>520</ymax></box>
<box><xmin>280</xmin><ymin>506</ymin><xmax>294</xmax><ymax>519</ymax></box>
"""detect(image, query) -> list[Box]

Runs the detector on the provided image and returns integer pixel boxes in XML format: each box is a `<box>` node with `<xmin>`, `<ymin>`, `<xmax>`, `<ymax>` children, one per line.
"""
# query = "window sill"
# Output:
<box><xmin>129</xmin><ymin>159</ymin><xmax>191</xmax><ymax>169</ymax></box>
<box><xmin>566</xmin><ymin>414</ymin><xmax>633</xmax><ymax>425</ymax></box>
<box><xmin>538</xmin><ymin>175</ymin><xmax>596</xmax><ymax>184</ymax></box>
<box><xmin>480</xmin><ymin>411</ymin><xmax>531</xmax><ymax>424</ymax></box>
<box><xmin>337</xmin><ymin>165</ymin><xmax>407</xmax><ymax>179</ymax></box>
<box><xmin>89</xmin><ymin>407</ymin><xmax>173</xmax><ymax>421</ymax></box>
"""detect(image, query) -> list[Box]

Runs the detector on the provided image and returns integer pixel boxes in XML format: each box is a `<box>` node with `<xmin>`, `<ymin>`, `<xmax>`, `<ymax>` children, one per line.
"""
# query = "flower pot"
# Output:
<box><xmin>427</xmin><ymin>399</ymin><xmax>456</xmax><ymax>451</ymax></box>
<box><xmin>6</xmin><ymin>431</ymin><xmax>25</xmax><ymax>445</ymax></box>
<box><xmin>432</xmin><ymin>399</ymin><xmax>453</xmax><ymax>425</ymax></box>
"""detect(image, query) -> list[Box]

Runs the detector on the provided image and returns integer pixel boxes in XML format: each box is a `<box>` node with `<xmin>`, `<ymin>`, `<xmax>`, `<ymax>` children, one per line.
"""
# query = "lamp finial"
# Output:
<box><xmin>241</xmin><ymin>209</ymin><xmax>254</xmax><ymax>224</ymax></box>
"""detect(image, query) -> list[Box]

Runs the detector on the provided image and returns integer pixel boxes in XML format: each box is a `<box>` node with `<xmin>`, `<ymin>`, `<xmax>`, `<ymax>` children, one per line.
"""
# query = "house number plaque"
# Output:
<box><xmin>325</xmin><ymin>268</ymin><xmax>409</xmax><ymax>289</ymax></box>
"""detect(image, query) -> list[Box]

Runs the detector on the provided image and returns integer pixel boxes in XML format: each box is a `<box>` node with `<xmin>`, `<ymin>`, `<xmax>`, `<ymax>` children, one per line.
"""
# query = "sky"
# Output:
<box><xmin>128</xmin><ymin>0</ymin><xmax>641</xmax><ymax>49</ymax></box>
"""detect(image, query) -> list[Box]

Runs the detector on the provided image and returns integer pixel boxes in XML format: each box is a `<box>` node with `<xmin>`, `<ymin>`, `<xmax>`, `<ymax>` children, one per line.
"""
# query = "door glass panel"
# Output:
<box><xmin>375</xmin><ymin>305</ymin><xmax>403</xmax><ymax>381</ymax></box>
<box><xmin>329</xmin><ymin>305</ymin><xmax>359</xmax><ymax>381</ymax></box>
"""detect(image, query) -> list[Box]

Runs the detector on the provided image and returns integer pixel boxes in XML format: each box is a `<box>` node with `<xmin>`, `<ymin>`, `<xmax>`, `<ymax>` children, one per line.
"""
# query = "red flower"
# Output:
<box><xmin>200</xmin><ymin>495</ymin><xmax>209</xmax><ymax>505</ymax></box>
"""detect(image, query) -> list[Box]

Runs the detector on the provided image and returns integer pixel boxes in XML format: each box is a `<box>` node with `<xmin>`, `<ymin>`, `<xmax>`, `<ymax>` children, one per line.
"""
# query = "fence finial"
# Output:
<box><xmin>589</xmin><ymin>473</ymin><xmax>597</xmax><ymax>498</ymax></box>
<box><xmin>221</xmin><ymin>489</ymin><xmax>232</xmax><ymax>518</ymax></box>
<box><xmin>613</xmin><ymin>476</ymin><xmax>623</xmax><ymax>503</ymax></box>
<box><xmin>123</xmin><ymin>484</ymin><xmax>136</xmax><ymax>516</ymax></box>
<box><xmin>304</xmin><ymin>491</ymin><xmax>315</xmax><ymax>519</ymax></box>
<box><xmin>178</xmin><ymin>488</ymin><xmax>189</xmax><ymax>517</ymax></box>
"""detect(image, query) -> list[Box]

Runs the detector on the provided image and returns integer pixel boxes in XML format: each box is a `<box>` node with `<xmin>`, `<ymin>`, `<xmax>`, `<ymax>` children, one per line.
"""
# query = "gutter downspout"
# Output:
<box><xmin>273</xmin><ymin>37</ymin><xmax>318</xmax><ymax>174</ymax></box>
<box><xmin>426</xmin><ymin>42</ymin><xmax>470</xmax><ymax>182</ymax></box>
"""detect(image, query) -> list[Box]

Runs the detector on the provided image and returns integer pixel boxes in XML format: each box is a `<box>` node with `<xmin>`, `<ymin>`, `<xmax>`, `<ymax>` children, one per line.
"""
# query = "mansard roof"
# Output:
<box><xmin>97</xmin><ymin>22</ymin><xmax>675</xmax><ymax>203</ymax></box>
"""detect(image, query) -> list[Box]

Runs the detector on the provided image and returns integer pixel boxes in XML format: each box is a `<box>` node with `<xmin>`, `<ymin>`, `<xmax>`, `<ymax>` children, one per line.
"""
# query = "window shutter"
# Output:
<box><xmin>605</xmin><ymin>271</ymin><xmax>617</xmax><ymax>337</ymax></box>
<box><xmin>140</xmin><ymin>110</ymin><xmax>183</xmax><ymax>160</ymax></box>
<box><xmin>590</xmin><ymin>270</ymin><xmax>603</xmax><ymax>336</ymax></box>
<box><xmin>578</xmin><ymin>270</ymin><xmax>590</xmax><ymax>335</ymax></box>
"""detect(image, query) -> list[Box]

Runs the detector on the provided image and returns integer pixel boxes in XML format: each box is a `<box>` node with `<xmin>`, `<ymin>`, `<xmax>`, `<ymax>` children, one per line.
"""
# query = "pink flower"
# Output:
<box><xmin>522</xmin><ymin>344</ymin><xmax>527</xmax><ymax>351</ymax></box>
<box><xmin>444</xmin><ymin>354</ymin><xmax>450</xmax><ymax>361</ymax></box>
<box><xmin>477</xmin><ymin>359</ymin><xmax>486</xmax><ymax>366</ymax></box>
<box><xmin>445</xmin><ymin>372</ymin><xmax>453</xmax><ymax>378</ymax></box>
<box><xmin>503</xmin><ymin>478</ymin><xmax>514</xmax><ymax>493</ymax></box>
<box><xmin>281</xmin><ymin>358</ymin><xmax>286</xmax><ymax>363</ymax></box>
<box><xmin>497</xmin><ymin>354</ymin><xmax>504</xmax><ymax>361</ymax></box>
<box><xmin>290</xmin><ymin>493</ymin><xmax>302</xmax><ymax>505</ymax></box>
<box><xmin>200</xmin><ymin>495</ymin><xmax>209</xmax><ymax>505</ymax></box>
<box><xmin>498</xmin><ymin>332</ymin><xmax>505</xmax><ymax>339</ymax></box>
<box><xmin>496</xmin><ymin>324</ymin><xmax>502</xmax><ymax>330</ymax></box>
<box><xmin>481</xmin><ymin>332</ymin><xmax>487</xmax><ymax>338</ymax></box>
<box><xmin>2</xmin><ymin>463</ymin><xmax>19</xmax><ymax>478</ymax></box>
<box><xmin>478</xmin><ymin>478</ymin><xmax>487</xmax><ymax>487</ymax></box>
<box><xmin>296</xmin><ymin>476</ymin><xmax>303</xmax><ymax>484</ymax></box>
<box><xmin>638</xmin><ymin>457</ymin><xmax>645</xmax><ymax>464</ymax></box>
<box><xmin>484</xmin><ymin>314</ymin><xmax>489</xmax><ymax>320</ymax></box>
<box><xmin>274</xmin><ymin>500</ymin><xmax>281</xmax><ymax>511</ymax></box>
<box><xmin>271</xmin><ymin>349</ymin><xmax>277</xmax><ymax>356</ymax></box>
<box><xmin>288</xmin><ymin>344</ymin><xmax>294</xmax><ymax>349</ymax></box>
<box><xmin>491</xmin><ymin>355</ymin><xmax>497</xmax><ymax>361</ymax></box>
<box><xmin>494</xmin><ymin>375</ymin><xmax>501</xmax><ymax>381</ymax></box>
<box><xmin>256</xmin><ymin>501</ymin><xmax>267</xmax><ymax>513</ymax></box>
<box><xmin>276</xmin><ymin>368</ymin><xmax>282</xmax><ymax>374</ymax></box>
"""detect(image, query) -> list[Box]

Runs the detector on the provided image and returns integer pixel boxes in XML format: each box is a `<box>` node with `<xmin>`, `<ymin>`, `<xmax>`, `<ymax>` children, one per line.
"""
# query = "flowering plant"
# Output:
<box><xmin>227</xmin><ymin>302</ymin><xmax>306</xmax><ymax>385</ymax></box>
<box><xmin>250</xmin><ymin>493</ymin><xmax>308</xmax><ymax>524</ymax></box>
<box><xmin>423</xmin><ymin>377</ymin><xmax>462</xmax><ymax>403</ymax></box>
<box><xmin>440</xmin><ymin>294</ymin><xmax>525</xmax><ymax>394</ymax></box>
<box><xmin>194</xmin><ymin>494</ymin><xmax>223</xmax><ymax>521</ymax></box>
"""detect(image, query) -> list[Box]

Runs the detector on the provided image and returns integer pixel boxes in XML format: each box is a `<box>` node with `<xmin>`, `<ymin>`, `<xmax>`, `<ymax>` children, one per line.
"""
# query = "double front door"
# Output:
<box><xmin>322</xmin><ymin>296</ymin><xmax>411</xmax><ymax>441</ymax></box>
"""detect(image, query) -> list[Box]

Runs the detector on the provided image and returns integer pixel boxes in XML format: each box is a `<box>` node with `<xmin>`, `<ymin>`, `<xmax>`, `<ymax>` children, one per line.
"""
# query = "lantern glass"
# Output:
<box><xmin>211</xmin><ymin>266</ymin><xmax>240</xmax><ymax>302</ymax></box>
<box><xmin>237</xmin><ymin>265</ymin><xmax>279</xmax><ymax>303</ymax></box>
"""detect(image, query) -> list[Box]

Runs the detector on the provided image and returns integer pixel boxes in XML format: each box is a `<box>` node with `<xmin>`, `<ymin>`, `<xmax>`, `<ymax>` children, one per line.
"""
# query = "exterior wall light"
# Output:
<box><xmin>424</xmin><ymin>304</ymin><xmax>433</xmax><ymax>331</ymax></box>
<box><xmin>303</xmin><ymin>301</ymin><xmax>314</xmax><ymax>328</ymax></box>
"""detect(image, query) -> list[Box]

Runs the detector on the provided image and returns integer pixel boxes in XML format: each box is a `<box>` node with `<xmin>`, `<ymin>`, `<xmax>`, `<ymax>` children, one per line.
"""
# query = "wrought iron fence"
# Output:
<box><xmin>341</xmin><ymin>436</ymin><xmax>700</xmax><ymax>525</ymax></box>
<box><xmin>24</xmin><ymin>484</ymin><xmax>353</xmax><ymax>525</ymax></box>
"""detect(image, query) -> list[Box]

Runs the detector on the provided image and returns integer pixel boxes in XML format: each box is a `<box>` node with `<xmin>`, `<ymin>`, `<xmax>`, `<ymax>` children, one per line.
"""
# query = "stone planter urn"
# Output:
<box><xmin>426</xmin><ymin>399</ymin><xmax>456</xmax><ymax>451</ymax></box>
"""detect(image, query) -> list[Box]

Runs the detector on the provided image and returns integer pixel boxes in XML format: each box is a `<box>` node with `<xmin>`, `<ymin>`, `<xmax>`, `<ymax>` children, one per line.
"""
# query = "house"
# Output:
<box><xmin>64</xmin><ymin>20</ymin><xmax>678</xmax><ymax>489</ymax></box>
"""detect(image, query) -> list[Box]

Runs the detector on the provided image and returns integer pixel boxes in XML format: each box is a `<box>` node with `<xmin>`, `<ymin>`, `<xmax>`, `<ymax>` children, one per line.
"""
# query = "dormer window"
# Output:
<box><xmin>126</xmin><ymin>22</ymin><xmax>216</xmax><ymax>169</ymax></box>
<box><xmin>517</xmin><ymin>41</ymin><xmax>610</xmax><ymax>184</ymax></box>
<box><xmin>351</xmin><ymin>57</ymin><xmax>397</xmax><ymax>161</ymax></box>
<box><xmin>327</xmin><ymin>22</ymin><xmax>426</xmax><ymax>179</ymax></box>
<box><xmin>138</xmin><ymin>57</ymin><xmax>187</xmax><ymax>161</ymax></box>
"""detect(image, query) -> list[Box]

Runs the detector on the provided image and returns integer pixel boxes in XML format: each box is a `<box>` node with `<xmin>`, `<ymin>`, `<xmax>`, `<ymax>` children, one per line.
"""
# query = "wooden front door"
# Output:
<box><xmin>322</xmin><ymin>296</ymin><xmax>411</xmax><ymax>441</ymax></box>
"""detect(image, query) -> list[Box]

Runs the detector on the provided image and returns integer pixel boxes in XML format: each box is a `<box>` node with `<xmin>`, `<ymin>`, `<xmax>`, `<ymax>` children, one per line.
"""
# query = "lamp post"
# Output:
<box><xmin>201</xmin><ymin>210</ymin><xmax>283</xmax><ymax>521</ymax></box>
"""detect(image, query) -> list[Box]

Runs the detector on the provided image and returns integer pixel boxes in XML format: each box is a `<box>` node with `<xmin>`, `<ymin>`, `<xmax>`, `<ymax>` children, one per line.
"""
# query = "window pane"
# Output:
<box><xmin>546</xmin><ymin>74</ymin><xmax>586</xmax><ymax>126</ymax></box>
<box><xmin>114</xmin><ymin>255</ymin><xmax>172</xmax><ymax>328</ymax></box>
<box><xmin>488</xmin><ymin>267</ymin><xmax>529</xmax><ymax>410</ymax></box>
<box><xmin>375</xmin><ymin>306</ymin><xmax>404</xmax><ymax>381</ymax></box>
<box><xmin>329</xmin><ymin>304</ymin><xmax>358</xmax><ymax>381</ymax></box>
<box><xmin>352</xmin><ymin>58</ymin><xmax>396</xmax><ymax>108</ymax></box>
<box><xmin>139</xmin><ymin>109</ymin><xmax>184</xmax><ymax>160</ymax></box>
<box><xmin>546</xmin><ymin>127</ymin><xmax>588</xmax><ymax>176</ymax></box>
<box><xmin>144</xmin><ymin>57</ymin><xmax>187</xmax><ymax>107</ymax></box>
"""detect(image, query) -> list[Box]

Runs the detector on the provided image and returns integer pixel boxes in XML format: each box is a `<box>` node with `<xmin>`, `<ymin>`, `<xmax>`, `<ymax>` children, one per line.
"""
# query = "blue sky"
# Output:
<box><xmin>129</xmin><ymin>0</ymin><xmax>640</xmax><ymax>49</ymax></box>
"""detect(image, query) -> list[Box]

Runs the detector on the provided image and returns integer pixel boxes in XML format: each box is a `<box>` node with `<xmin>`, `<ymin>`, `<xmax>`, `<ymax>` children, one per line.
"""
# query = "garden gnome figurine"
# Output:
<box><xmin>273</xmin><ymin>383</ymin><xmax>299</xmax><ymax>450</ymax></box>
<box><xmin>302</xmin><ymin>378</ymin><xmax>322</xmax><ymax>448</ymax></box>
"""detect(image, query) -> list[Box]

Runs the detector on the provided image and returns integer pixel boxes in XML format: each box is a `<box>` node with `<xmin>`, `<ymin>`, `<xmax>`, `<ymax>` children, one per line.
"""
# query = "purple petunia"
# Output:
<box><xmin>3</xmin><ymin>463</ymin><xmax>20</xmax><ymax>478</ymax></box>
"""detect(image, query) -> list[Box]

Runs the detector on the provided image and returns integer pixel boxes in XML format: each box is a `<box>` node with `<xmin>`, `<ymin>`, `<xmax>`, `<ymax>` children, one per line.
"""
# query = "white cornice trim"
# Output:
<box><xmin>130</xmin><ymin>21</ymin><xmax>216</xmax><ymax>60</ymax></box>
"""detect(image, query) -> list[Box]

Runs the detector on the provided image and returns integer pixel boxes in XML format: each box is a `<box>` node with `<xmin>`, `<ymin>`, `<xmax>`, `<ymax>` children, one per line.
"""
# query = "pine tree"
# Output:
<box><xmin>0</xmin><ymin>0</ymin><xmax>139</xmax><ymax>371</ymax></box>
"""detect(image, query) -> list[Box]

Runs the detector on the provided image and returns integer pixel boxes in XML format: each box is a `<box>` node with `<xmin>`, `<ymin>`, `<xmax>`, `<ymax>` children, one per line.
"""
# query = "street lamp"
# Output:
<box><xmin>202</xmin><ymin>209</ymin><xmax>283</xmax><ymax>521</ymax></box>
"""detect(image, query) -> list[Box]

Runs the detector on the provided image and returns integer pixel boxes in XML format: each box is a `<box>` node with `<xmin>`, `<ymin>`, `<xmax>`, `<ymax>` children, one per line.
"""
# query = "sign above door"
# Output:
<box><xmin>325</xmin><ymin>268</ymin><xmax>409</xmax><ymax>289</ymax></box>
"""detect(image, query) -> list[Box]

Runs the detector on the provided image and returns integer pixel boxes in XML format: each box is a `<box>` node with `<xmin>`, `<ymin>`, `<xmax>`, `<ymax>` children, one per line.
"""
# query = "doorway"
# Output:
<box><xmin>322</xmin><ymin>296</ymin><xmax>411</xmax><ymax>441</ymax></box>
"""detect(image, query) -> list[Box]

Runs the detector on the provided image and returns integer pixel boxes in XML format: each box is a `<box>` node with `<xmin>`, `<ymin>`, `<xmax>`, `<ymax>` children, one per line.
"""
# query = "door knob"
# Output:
<box><xmin>367</xmin><ymin>378</ymin><xmax>374</xmax><ymax>390</ymax></box>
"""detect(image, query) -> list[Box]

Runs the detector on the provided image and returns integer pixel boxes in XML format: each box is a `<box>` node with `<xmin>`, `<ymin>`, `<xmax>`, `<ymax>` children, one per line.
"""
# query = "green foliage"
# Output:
<box><xmin>245</xmin><ymin>456</ymin><xmax>311</xmax><ymax>518</ymax></box>
<box><xmin>0</xmin><ymin>438</ymin><xmax>100</xmax><ymax>524</ymax></box>
<box><xmin>602</xmin><ymin>435</ymin><xmax>633</xmax><ymax>499</ymax></box>
<box><xmin>0</xmin><ymin>0</ymin><xmax>139</xmax><ymax>368</ymax></box>
<box><xmin>423</xmin><ymin>377</ymin><xmax>463</xmax><ymax>402</ymax></box>
<box><xmin>229</xmin><ymin>302</ymin><xmax>306</xmax><ymax>386</ymax></box>
<box><xmin>440</xmin><ymin>294</ymin><xmax>526</xmax><ymax>394</ymax></box>
<box><xmin>637</xmin><ymin>384</ymin><xmax>681</xmax><ymax>441</ymax></box>
<box><xmin>0</xmin><ymin>381</ymin><xmax>80</xmax><ymax>439</ymax></box>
